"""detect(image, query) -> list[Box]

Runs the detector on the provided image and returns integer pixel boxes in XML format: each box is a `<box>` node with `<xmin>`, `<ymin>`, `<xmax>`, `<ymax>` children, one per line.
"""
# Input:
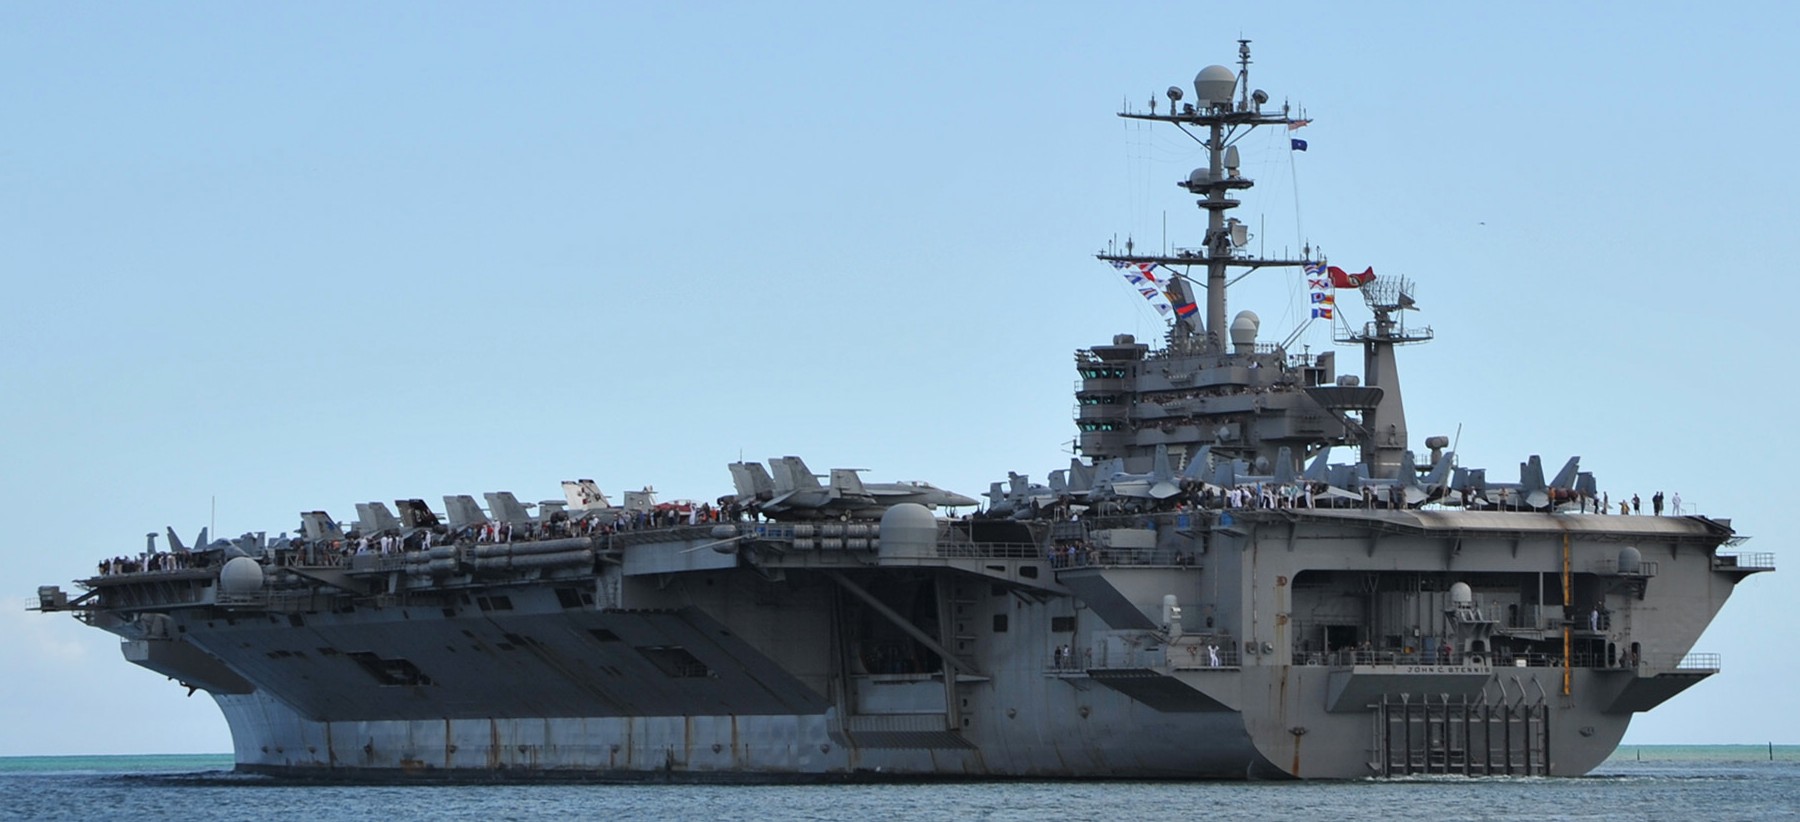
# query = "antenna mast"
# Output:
<box><xmin>1098</xmin><ymin>39</ymin><xmax>1311</xmax><ymax>354</ymax></box>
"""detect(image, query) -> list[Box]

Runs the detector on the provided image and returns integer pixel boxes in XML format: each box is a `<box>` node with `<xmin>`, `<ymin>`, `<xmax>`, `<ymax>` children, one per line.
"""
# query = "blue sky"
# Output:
<box><xmin>3</xmin><ymin>3</ymin><xmax>1795</xmax><ymax>755</ymax></box>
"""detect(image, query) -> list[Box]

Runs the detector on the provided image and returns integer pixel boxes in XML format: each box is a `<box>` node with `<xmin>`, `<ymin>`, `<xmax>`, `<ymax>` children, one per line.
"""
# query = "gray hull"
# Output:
<box><xmin>36</xmin><ymin>44</ymin><xmax>1770</xmax><ymax>781</ymax></box>
<box><xmin>67</xmin><ymin>506</ymin><xmax>1749</xmax><ymax>781</ymax></box>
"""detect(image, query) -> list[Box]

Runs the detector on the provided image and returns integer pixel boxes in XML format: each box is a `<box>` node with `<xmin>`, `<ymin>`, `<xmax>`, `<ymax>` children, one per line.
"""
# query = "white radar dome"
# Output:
<box><xmin>1450</xmin><ymin>581</ymin><xmax>1473</xmax><ymax>604</ymax></box>
<box><xmin>218</xmin><ymin>556</ymin><xmax>264</xmax><ymax>597</ymax></box>
<box><xmin>1193</xmin><ymin>65</ymin><xmax>1237</xmax><ymax>106</ymax></box>
<box><xmin>878</xmin><ymin>504</ymin><xmax>938</xmax><ymax>561</ymax></box>
<box><xmin>1230</xmin><ymin>311</ymin><xmax>1260</xmax><ymax>350</ymax></box>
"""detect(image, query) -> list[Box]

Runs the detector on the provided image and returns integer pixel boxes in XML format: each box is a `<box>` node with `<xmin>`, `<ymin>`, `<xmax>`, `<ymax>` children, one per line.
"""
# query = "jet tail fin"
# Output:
<box><xmin>356</xmin><ymin>502</ymin><xmax>404</xmax><ymax>534</ymax></box>
<box><xmin>1397</xmin><ymin>451</ymin><xmax>1428</xmax><ymax>504</ymax></box>
<box><xmin>777</xmin><ymin>456</ymin><xmax>822</xmax><ymax>490</ymax></box>
<box><xmin>443</xmin><ymin>495</ymin><xmax>488</xmax><ymax>531</ymax></box>
<box><xmin>1521</xmin><ymin>455</ymin><xmax>1547</xmax><ymax>490</ymax></box>
<box><xmin>1209</xmin><ymin>458</ymin><xmax>1235</xmax><ymax>489</ymax></box>
<box><xmin>395</xmin><ymin>499</ymin><xmax>441</xmax><ymax>529</ymax></box>
<box><xmin>1069</xmin><ymin>459</ymin><xmax>1095</xmax><ymax>494</ymax></box>
<box><xmin>768</xmin><ymin>458</ymin><xmax>800</xmax><ymax>494</ymax></box>
<box><xmin>1180</xmin><ymin>446</ymin><xmax>1214</xmax><ymax>482</ymax></box>
<box><xmin>744</xmin><ymin>464</ymin><xmax>774</xmax><ymax>499</ymax></box>
<box><xmin>726</xmin><ymin>464</ymin><xmax>757</xmax><ymax>501</ymax></box>
<box><xmin>354</xmin><ymin>503</ymin><xmax>377</xmax><ymax>534</ymax></box>
<box><xmin>299</xmin><ymin>511</ymin><xmax>341</xmax><ymax>541</ymax></box>
<box><xmin>1423</xmin><ymin>452</ymin><xmax>1455</xmax><ymax>489</ymax></box>
<box><xmin>1145</xmin><ymin>444</ymin><xmax>1181</xmax><ymax>496</ymax></box>
<box><xmin>1271</xmin><ymin>446</ymin><xmax>1296</xmax><ymax>485</ymax></box>
<box><xmin>484</xmin><ymin>492</ymin><xmax>535</xmax><ymax>525</ymax></box>
<box><xmin>1302</xmin><ymin>449</ymin><xmax>1330</xmax><ymax>484</ymax></box>
<box><xmin>1398</xmin><ymin>450</ymin><xmax>1420</xmax><ymax>486</ymax></box>
<box><xmin>1549</xmin><ymin>456</ymin><xmax>1581</xmax><ymax>490</ymax></box>
<box><xmin>829</xmin><ymin>468</ymin><xmax>869</xmax><ymax>500</ymax></box>
<box><xmin>165</xmin><ymin>526</ymin><xmax>188</xmax><ymax>554</ymax></box>
<box><xmin>622</xmin><ymin>487</ymin><xmax>657</xmax><ymax>513</ymax></box>
<box><xmin>1520</xmin><ymin>455</ymin><xmax>1550</xmax><ymax>508</ymax></box>
<box><xmin>563</xmin><ymin>479</ymin><xmax>613</xmax><ymax>511</ymax></box>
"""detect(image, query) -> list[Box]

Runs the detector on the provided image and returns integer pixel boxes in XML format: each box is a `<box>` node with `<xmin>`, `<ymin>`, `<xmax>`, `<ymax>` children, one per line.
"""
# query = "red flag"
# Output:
<box><xmin>1327</xmin><ymin>266</ymin><xmax>1375</xmax><ymax>288</ymax></box>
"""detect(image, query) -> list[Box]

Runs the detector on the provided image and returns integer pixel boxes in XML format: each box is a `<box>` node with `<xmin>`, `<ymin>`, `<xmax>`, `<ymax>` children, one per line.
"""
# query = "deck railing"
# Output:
<box><xmin>1714</xmin><ymin>552</ymin><xmax>1776</xmax><ymax>571</ymax></box>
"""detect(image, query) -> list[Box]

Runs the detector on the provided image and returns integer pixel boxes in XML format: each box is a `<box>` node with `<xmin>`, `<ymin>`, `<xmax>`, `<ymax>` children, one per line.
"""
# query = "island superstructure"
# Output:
<box><xmin>35</xmin><ymin>42</ymin><xmax>1771</xmax><ymax>780</ymax></box>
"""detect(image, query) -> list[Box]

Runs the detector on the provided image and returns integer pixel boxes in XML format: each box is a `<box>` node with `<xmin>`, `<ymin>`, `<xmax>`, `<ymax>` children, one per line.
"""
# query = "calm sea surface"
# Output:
<box><xmin>2</xmin><ymin>747</ymin><xmax>1796</xmax><ymax>821</ymax></box>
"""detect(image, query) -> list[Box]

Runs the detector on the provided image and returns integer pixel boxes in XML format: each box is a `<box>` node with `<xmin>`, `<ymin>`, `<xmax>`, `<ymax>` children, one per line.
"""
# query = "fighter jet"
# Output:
<box><xmin>736</xmin><ymin>456</ymin><xmax>976</xmax><ymax>520</ymax></box>
<box><xmin>1347</xmin><ymin>450</ymin><xmax>1456</xmax><ymax>506</ymax></box>
<box><xmin>862</xmin><ymin>479</ymin><xmax>978</xmax><ymax>510</ymax></box>
<box><xmin>1204</xmin><ymin>446</ymin><xmax>1299</xmax><ymax>490</ymax></box>
<box><xmin>562</xmin><ymin>479</ymin><xmax>617</xmax><ymax>513</ymax></box>
<box><xmin>725</xmin><ymin>463</ymin><xmax>776</xmax><ymax>507</ymax></box>
<box><xmin>621</xmin><ymin>487</ymin><xmax>659</xmax><ymax>513</ymax></box>
<box><xmin>354</xmin><ymin>502</ymin><xmax>407</xmax><ymax>536</ymax></box>
<box><xmin>1062</xmin><ymin>459</ymin><xmax>1097</xmax><ymax>498</ymax></box>
<box><xmin>983</xmin><ymin>471</ymin><xmax>1061</xmax><ymax>519</ymax></box>
<box><xmin>442</xmin><ymin>495</ymin><xmax>491</xmax><ymax>533</ymax></box>
<box><xmin>163</xmin><ymin>525</ymin><xmax>206</xmax><ymax>554</ymax></box>
<box><xmin>1451</xmin><ymin>455</ymin><xmax>1581</xmax><ymax>510</ymax></box>
<box><xmin>1089</xmin><ymin>444</ymin><xmax>1186</xmax><ymax>502</ymax></box>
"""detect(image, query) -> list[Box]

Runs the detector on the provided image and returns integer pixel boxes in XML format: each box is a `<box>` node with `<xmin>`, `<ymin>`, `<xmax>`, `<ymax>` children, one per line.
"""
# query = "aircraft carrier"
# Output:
<box><xmin>35</xmin><ymin>42</ymin><xmax>1772</xmax><ymax>779</ymax></box>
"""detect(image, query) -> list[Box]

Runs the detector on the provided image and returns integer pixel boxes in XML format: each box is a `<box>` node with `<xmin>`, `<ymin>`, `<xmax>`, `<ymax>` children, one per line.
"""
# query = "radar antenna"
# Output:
<box><xmin>1097</xmin><ymin>39</ymin><xmax>1313</xmax><ymax>354</ymax></box>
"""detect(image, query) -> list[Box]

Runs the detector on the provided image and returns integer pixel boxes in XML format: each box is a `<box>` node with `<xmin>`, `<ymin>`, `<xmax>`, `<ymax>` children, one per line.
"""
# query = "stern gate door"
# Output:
<box><xmin>1375</xmin><ymin>695</ymin><xmax>1547</xmax><ymax>776</ymax></box>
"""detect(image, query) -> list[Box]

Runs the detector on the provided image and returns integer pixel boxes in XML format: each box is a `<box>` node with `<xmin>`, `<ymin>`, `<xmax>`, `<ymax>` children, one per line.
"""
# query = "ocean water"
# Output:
<box><xmin>2</xmin><ymin>747</ymin><xmax>1796</xmax><ymax>822</ymax></box>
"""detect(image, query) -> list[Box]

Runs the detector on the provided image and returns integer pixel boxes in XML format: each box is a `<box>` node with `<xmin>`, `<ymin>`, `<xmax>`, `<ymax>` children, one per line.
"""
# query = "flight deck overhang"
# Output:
<box><xmin>1602</xmin><ymin>668</ymin><xmax>1715</xmax><ymax>714</ymax></box>
<box><xmin>1252</xmin><ymin>509</ymin><xmax>1736</xmax><ymax>546</ymax></box>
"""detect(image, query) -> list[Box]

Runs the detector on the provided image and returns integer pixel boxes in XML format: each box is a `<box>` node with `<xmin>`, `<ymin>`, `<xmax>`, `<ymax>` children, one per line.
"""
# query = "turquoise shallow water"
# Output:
<box><xmin>1608</xmin><ymin>744</ymin><xmax>1799</xmax><ymax>762</ymax></box>
<box><xmin>2</xmin><ymin>747</ymin><xmax>1796</xmax><ymax>822</ymax></box>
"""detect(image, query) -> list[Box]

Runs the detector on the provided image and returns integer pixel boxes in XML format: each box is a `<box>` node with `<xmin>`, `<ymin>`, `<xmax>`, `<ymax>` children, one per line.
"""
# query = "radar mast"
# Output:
<box><xmin>1098</xmin><ymin>40</ymin><xmax>1311</xmax><ymax>354</ymax></box>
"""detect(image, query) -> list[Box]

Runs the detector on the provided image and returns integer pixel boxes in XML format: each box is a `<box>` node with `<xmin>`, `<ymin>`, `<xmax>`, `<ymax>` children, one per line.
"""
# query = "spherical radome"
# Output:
<box><xmin>1193</xmin><ymin>65</ymin><xmax>1236</xmax><ymax>105</ymax></box>
<box><xmin>218</xmin><ymin>556</ymin><xmax>265</xmax><ymax>596</ymax></box>
<box><xmin>879</xmin><ymin>504</ymin><xmax>938</xmax><ymax>560</ymax></box>
<box><xmin>1230</xmin><ymin>311</ymin><xmax>1260</xmax><ymax>347</ymax></box>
